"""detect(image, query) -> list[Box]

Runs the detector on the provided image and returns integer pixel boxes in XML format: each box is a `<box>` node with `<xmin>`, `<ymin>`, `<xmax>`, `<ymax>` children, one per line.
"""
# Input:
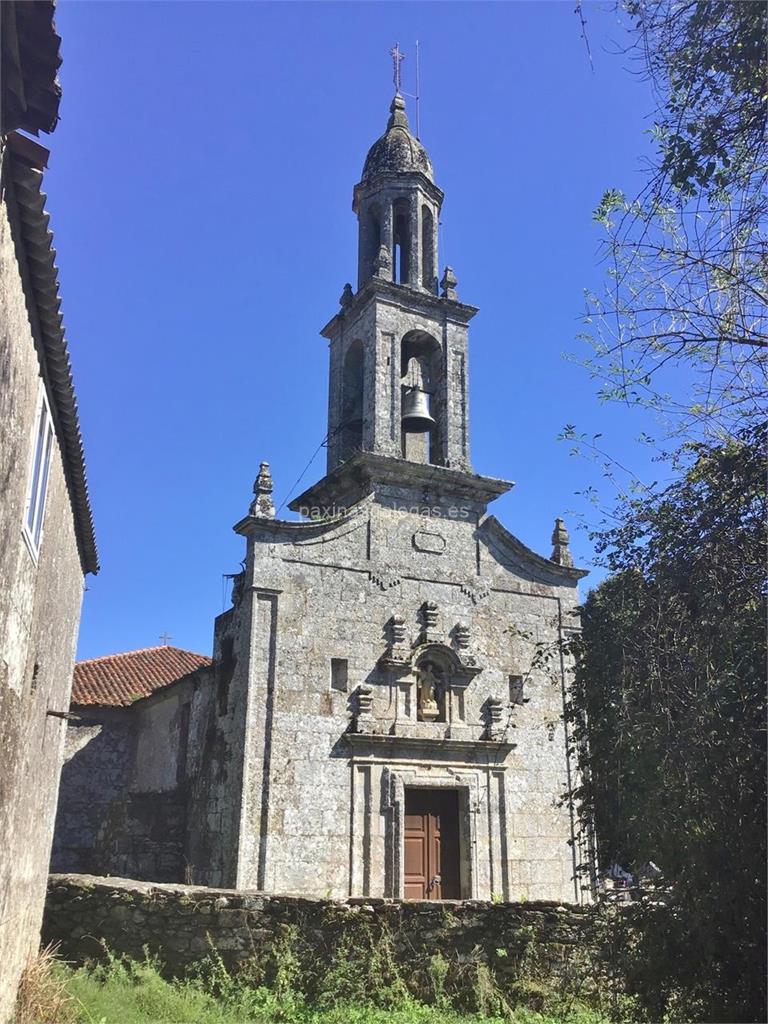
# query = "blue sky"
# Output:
<box><xmin>48</xmin><ymin>1</ymin><xmax>661</xmax><ymax>660</ymax></box>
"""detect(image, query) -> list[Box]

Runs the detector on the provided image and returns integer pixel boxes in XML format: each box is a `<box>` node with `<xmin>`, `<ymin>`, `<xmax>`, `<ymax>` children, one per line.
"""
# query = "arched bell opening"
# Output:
<box><xmin>356</xmin><ymin>199</ymin><xmax>383</xmax><ymax>287</ymax></box>
<box><xmin>339</xmin><ymin>340</ymin><xmax>364</xmax><ymax>461</ymax></box>
<box><xmin>400</xmin><ymin>330</ymin><xmax>442</xmax><ymax>464</ymax></box>
<box><xmin>421</xmin><ymin>205</ymin><xmax>435</xmax><ymax>291</ymax></box>
<box><xmin>366</xmin><ymin>203</ymin><xmax>382</xmax><ymax>280</ymax></box>
<box><xmin>393</xmin><ymin>198</ymin><xmax>411</xmax><ymax>284</ymax></box>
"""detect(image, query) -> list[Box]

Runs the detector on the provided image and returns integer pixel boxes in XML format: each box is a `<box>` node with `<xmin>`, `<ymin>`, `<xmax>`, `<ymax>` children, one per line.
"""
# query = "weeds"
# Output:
<box><xmin>21</xmin><ymin>925</ymin><xmax>614</xmax><ymax>1024</ymax></box>
<box><xmin>427</xmin><ymin>953</ymin><xmax>450</xmax><ymax>1009</ymax></box>
<box><xmin>14</xmin><ymin>944</ymin><xmax>78</xmax><ymax>1024</ymax></box>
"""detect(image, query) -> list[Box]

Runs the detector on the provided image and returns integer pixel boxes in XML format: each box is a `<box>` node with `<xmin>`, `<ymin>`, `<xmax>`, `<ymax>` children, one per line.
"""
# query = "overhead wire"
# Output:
<box><xmin>275</xmin><ymin>417</ymin><xmax>356</xmax><ymax>516</ymax></box>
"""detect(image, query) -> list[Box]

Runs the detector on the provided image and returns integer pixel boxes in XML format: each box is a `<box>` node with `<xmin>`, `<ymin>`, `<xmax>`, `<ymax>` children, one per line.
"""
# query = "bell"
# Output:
<box><xmin>402</xmin><ymin>387</ymin><xmax>436</xmax><ymax>433</ymax></box>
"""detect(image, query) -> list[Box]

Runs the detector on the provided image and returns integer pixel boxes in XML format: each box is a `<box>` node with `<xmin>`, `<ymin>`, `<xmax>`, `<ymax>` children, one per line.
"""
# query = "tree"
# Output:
<box><xmin>568</xmin><ymin>423</ymin><xmax>766</xmax><ymax>1022</ymax></box>
<box><xmin>566</xmin><ymin>7</ymin><xmax>767</xmax><ymax>1019</ymax></box>
<box><xmin>581</xmin><ymin>1</ymin><xmax>767</xmax><ymax>438</ymax></box>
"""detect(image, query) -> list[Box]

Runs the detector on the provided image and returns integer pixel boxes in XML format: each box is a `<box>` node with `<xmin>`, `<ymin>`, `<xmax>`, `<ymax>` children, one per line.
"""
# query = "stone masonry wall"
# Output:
<box><xmin>44</xmin><ymin>874</ymin><xmax>598</xmax><ymax>980</ymax></box>
<box><xmin>52</xmin><ymin>713</ymin><xmax>132</xmax><ymax>874</ymax></box>
<box><xmin>52</xmin><ymin>669</ymin><xmax>231</xmax><ymax>886</ymax></box>
<box><xmin>0</xmin><ymin>164</ymin><xmax>86</xmax><ymax>1022</ymax></box>
<box><xmin>51</xmin><ymin>703</ymin><xmax>188</xmax><ymax>883</ymax></box>
<box><xmin>233</xmin><ymin>492</ymin><xmax>584</xmax><ymax>903</ymax></box>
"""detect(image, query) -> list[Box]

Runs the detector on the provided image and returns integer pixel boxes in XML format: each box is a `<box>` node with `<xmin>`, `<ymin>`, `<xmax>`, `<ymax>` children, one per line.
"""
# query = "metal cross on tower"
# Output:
<box><xmin>390</xmin><ymin>42</ymin><xmax>405</xmax><ymax>93</ymax></box>
<box><xmin>159</xmin><ymin>632</ymin><xmax>172</xmax><ymax>646</ymax></box>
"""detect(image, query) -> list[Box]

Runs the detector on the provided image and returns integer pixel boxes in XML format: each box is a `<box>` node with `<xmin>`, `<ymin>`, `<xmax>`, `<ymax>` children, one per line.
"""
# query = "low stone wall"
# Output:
<box><xmin>44</xmin><ymin>874</ymin><xmax>599</xmax><ymax>981</ymax></box>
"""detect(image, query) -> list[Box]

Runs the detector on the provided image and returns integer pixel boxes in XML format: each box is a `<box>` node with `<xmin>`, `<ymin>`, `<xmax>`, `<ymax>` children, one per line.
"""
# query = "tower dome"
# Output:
<box><xmin>361</xmin><ymin>94</ymin><xmax>434</xmax><ymax>182</ymax></box>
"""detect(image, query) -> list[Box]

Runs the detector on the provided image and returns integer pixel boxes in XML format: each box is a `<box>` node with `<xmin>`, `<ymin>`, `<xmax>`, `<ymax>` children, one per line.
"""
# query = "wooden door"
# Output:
<box><xmin>403</xmin><ymin>789</ymin><xmax>460</xmax><ymax>899</ymax></box>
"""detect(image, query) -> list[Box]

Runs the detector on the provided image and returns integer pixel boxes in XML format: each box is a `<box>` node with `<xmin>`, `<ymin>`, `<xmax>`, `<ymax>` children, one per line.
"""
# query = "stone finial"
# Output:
<box><xmin>374</xmin><ymin>243</ymin><xmax>392</xmax><ymax>279</ymax></box>
<box><xmin>379</xmin><ymin>615</ymin><xmax>410</xmax><ymax>668</ymax></box>
<box><xmin>250</xmin><ymin>462</ymin><xmax>276</xmax><ymax>519</ymax></box>
<box><xmin>440</xmin><ymin>266</ymin><xmax>458</xmax><ymax>300</ymax></box>
<box><xmin>340</xmin><ymin>283</ymin><xmax>353</xmax><ymax>308</ymax></box>
<box><xmin>550</xmin><ymin>517</ymin><xmax>574</xmax><ymax>567</ymax></box>
<box><xmin>419</xmin><ymin>600</ymin><xmax>441</xmax><ymax>643</ymax></box>
<box><xmin>421</xmin><ymin>601</ymin><xmax>438</xmax><ymax>628</ymax></box>
<box><xmin>485</xmin><ymin>696</ymin><xmax>506</xmax><ymax>741</ymax></box>
<box><xmin>390</xmin><ymin>615</ymin><xmax>407</xmax><ymax>646</ymax></box>
<box><xmin>387</xmin><ymin>92</ymin><xmax>409</xmax><ymax>130</ymax></box>
<box><xmin>353</xmin><ymin>684</ymin><xmax>374</xmax><ymax>732</ymax></box>
<box><xmin>453</xmin><ymin>622</ymin><xmax>470</xmax><ymax>650</ymax></box>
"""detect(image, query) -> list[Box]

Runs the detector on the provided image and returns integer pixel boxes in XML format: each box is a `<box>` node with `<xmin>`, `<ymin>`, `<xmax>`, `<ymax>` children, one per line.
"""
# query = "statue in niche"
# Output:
<box><xmin>417</xmin><ymin>661</ymin><xmax>442</xmax><ymax>722</ymax></box>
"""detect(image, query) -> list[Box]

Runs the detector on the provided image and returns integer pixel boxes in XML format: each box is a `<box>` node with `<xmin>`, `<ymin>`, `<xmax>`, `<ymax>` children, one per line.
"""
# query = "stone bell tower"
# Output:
<box><xmin>324</xmin><ymin>92</ymin><xmax>473</xmax><ymax>474</ymax></box>
<box><xmin>198</xmin><ymin>72</ymin><xmax>590</xmax><ymax>905</ymax></box>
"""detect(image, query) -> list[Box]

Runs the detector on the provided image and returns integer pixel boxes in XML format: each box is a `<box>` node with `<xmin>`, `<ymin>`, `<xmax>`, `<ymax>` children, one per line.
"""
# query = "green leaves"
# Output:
<box><xmin>593</xmin><ymin>189</ymin><xmax>625</xmax><ymax>228</ymax></box>
<box><xmin>578</xmin><ymin>1</ymin><xmax>768</xmax><ymax>439</ymax></box>
<box><xmin>568</xmin><ymin>423</ymin><xmax>767</xmax><ymax>1022</ymax></box>
<box><xmin>654</xmin><ymin>0</ymin><xmax>767</xmax><ymax>195</ymax></box>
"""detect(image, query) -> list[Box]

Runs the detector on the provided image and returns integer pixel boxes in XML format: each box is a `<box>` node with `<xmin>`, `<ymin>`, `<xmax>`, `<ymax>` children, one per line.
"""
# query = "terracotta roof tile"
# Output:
<box><xmin>72</xmin><ymin>646</ymin><xmax>211</xmax><ymax>707</ymax></box>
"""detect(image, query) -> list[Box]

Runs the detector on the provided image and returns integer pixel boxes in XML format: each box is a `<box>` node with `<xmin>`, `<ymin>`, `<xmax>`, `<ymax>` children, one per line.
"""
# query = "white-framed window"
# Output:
<box><xmin>23</xmin><ymin>386</ymin><xmax>55</xmax><ymax>559</ymax></box>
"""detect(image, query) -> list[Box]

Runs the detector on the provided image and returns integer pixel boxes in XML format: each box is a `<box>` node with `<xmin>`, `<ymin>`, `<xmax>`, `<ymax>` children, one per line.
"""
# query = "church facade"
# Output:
<box><xmin>55</xmin><ymin>91</ymin><xmax>589</xmax><ymax>903</ymax></box>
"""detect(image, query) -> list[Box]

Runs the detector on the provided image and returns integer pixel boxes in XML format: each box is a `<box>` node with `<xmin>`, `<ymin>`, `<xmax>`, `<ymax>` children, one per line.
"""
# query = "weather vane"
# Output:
<box><xmin>390</xmin><ymin>42</ymin><xmax>405</xmax><ymax>93</ymax></box>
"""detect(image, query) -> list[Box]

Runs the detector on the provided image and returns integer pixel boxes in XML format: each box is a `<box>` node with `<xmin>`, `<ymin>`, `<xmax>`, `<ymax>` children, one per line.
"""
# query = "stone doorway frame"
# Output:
<box><xmin>385</xmin><ymin>768</ymin><xmax>481</xmax><ymax>900</ymax></box>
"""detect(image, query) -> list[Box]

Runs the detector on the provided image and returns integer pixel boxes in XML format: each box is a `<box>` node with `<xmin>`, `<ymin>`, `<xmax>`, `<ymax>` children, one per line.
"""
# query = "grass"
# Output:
<box><xmin>15</xmin><ymin>946</ymin><xmax>78</xmax><ymax>1024</ymax></box>
<box><xmin>17</xmin><ymin>946</ymin><xmax>615</xmax><ymax>1024</ymax></box>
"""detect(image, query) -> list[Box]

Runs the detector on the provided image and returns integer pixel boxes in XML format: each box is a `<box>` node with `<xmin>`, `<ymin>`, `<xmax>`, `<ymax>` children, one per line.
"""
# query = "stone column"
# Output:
<box><xmin>326</xmin><ymin>332</ymin><xmax>344</xmax><ymax>471</ymax></box>
<box><xmin>442</xmin><ymin>319</ymin><xmax>471</xmax><ymax>471</ymax></box>
<box><xmin>408</xmin><ymin>191</ymin><xmax>420</xmax><ymax>288</ymax></box>
<box><xmin>357</xmin><ymin>214</ymin><xmax>367</xmax><ymax>290</ymax></box>
<box><xmin>381</xmin><ymin>198</ymin><xmax>394</xmax><ymax>282</ymax></box>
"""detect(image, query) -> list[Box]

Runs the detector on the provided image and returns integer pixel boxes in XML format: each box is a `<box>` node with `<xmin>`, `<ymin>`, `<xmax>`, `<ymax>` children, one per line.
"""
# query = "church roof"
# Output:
<box><xmin>72</xmin><ymin>646</ymin><xmax>211</xmax><ymax>707</ymax></box>
<box><xmin>361</xmin><ymin>94</ymin><xmax>433</xmax><ymax>182</ymax></box>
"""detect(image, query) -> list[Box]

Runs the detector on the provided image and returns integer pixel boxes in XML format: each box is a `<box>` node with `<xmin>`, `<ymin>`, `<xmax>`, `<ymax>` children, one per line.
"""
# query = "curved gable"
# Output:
<box><xmin>479</xmin><ymin>515</ymin><xmax>588</xmax><ymax>588</ymax></box>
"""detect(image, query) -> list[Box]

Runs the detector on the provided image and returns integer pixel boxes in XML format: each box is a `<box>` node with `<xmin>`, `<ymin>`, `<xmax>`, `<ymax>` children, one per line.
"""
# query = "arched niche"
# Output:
<box><xmin>340</xmin><ymin>339</ymin><xmax>364</xmax><ymax>460</ymax></box>
<box><xmin>412</xmin><ymin>644</ymin><xmax>466</xmax><ymax>725</ymax></box>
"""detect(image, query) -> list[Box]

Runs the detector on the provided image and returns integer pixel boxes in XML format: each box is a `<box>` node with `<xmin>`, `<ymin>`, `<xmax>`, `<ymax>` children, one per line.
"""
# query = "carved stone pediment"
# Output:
<box><xmin>410</xmin><ymin>641</ymin><xmax>482</xmax><ymax>682</ymax></box>
<box><xmin>377</xmin><ymin>638</ymin><xmax>482</xmax><ymax>680</ymax></box>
